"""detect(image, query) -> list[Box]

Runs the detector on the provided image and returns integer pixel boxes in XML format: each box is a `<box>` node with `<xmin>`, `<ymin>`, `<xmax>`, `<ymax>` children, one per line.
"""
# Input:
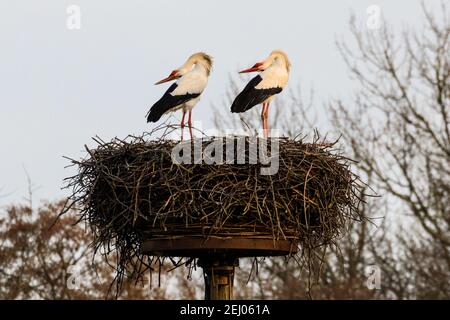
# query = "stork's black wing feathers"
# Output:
<box><xmin>231</xmin><ymin>75</ymin><xmax>282</xmax><ymax>113</ymax></box>
<box><xmin>147</xmin><ymin>83</ymin><xmax>200</xmax><ymax>122</ymax></box>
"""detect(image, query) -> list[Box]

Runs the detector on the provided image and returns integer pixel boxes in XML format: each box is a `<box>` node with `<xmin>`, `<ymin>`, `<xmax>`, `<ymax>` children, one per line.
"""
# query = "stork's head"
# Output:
<box><xmin>239</xmin><ymin>49</ymin><xmax>291</xmax><ymax>74</ymax></box>
<box><xmin>155</xmin><ymin>52</ymin><xmax>213</xmax><ymax>85</ymax></box>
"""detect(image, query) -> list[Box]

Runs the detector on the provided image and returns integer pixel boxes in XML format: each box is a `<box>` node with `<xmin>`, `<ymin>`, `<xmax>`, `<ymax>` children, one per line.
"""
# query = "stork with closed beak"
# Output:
<box><xmin>231</xmin><ymin>50</ymin><xmax>291</xmax><ymax>138</ymax></box>
<box><xmin>147</xmin><ymin>52</ymin><xmax>213</xmax><ymax>140</ymax></box>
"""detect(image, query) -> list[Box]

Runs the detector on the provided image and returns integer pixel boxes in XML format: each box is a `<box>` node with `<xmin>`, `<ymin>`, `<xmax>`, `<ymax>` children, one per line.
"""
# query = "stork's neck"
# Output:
<box><xmin>179</xmin><ymin>60</ymin><xmax>210</xmax><ymax>77</ymax></box>
<box><xmin>263</xmin><ymin>59</ymin><xmax>288</xmax><ymax>76</ymax></box>
<box><xmin>190</xmin><ymin>61</ymin><xmax>211</xmax><ymax>76</ymax></box>
<box><xmin>271</xmin><ymin>57</ymin><xmax>288</xmax><ymax>72</ymax></box>
<box><xmin>194</xmin><ymin>60</ymin><xmax>211</xmax><ymax>76</ymax></box>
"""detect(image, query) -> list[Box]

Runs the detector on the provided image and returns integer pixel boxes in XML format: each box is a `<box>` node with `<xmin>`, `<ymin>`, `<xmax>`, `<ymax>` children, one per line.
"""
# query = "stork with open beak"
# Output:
<box><xmin>147</xmin><ymin>52</ymin><xmax>213</xmax><ymax>140</ymax></box>
<box><xmin>231</xmin><ymin>50</ymin><xmax>291</xmax><ymax>138</ymax></box>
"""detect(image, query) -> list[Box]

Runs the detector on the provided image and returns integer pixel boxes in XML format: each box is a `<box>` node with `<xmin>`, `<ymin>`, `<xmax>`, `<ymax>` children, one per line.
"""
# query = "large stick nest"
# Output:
<box><xmin>63</xmin><ymin>127</ymin><xmax>366</xmax><ymax>292</ymax></box>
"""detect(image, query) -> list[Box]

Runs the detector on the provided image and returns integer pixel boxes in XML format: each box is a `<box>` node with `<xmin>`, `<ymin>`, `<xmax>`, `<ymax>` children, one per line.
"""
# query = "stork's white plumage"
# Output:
<box><xmin>147</xmin><ymin>52</ymin><xmax>213</xmax><ymax>140</ymax></box>
<box><xmin>231</xmin><ymin>50</ymin><xmax>291</xmax><ymax>138</ymax></box>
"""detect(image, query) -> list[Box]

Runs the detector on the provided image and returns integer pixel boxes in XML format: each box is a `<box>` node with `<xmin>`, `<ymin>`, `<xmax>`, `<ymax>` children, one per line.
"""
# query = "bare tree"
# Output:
<box><xmin>329</xmin><ymin>2</ymin><xmax>450</xmax><ymax>299</ymax></box>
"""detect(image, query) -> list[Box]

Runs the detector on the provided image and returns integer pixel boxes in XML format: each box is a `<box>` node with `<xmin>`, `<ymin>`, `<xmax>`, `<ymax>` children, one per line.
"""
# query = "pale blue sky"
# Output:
<box><xmin>0</xmin><ymin>0</ymin><xmax>442</xmax><ymax>206</ymax></box>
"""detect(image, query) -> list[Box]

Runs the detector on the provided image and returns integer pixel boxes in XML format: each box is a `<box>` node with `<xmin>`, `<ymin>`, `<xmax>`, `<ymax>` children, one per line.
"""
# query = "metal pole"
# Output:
<box><xmin>198</xmin><ymin>256</ymin><xmax>238</xmax><ymax>300</ymax></box>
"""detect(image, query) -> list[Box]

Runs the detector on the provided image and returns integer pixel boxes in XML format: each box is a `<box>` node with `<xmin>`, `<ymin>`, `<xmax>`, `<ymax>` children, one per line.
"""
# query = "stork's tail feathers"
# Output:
<box><xmin>146</xmin><ymin>109</ymin><xmax>160</xmax><ymax>123</ymax></box>
<box><xmin>146</xmin><ymin>102</ymin><xmax>168</xmax><ymax>123</ymax></box>
<box><xmin>230</xmin><ymin>98</ymin><xmax>248</xmax><ymax>113</ymax></box>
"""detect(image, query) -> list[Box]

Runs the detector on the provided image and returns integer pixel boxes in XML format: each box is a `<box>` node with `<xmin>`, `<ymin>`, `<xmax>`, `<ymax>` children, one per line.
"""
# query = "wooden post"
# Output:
<box><xmin>198</xmin><ymin>256</ymin><xmax>238</xmax><ymax>300</ymax></box>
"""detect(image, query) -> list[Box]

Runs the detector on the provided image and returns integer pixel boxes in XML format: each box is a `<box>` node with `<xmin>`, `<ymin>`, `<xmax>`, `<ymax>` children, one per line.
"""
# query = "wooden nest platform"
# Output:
<box><xmin>63</xmin><ymin>128</ymin><xmax>365</xmax><ymax>298</ymax></box>
<box><xmin>142</xmin><ymin>237</ymin><xmax>297</xmax><ymax>258</ymax></box>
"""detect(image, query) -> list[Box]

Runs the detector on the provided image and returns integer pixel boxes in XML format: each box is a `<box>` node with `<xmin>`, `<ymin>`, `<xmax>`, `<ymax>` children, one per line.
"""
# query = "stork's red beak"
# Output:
<box><xmin>239</xmin><ymin>62</ymin><xmax>264</xmax><ymax>73</ymax></box>
<box><xmin>155</xmin><ymin>70</ymin><xmax>179</xmax><ymax>85</ymax></box>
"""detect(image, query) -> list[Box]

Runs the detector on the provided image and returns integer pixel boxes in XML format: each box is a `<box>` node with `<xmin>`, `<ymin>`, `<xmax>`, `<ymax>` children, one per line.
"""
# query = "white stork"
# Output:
<box><xmin>147</xmin><ymin>52</ymin><xmax>213</xmax><ymax>140</ymax></box>
<box><xmin>231</xmin><ymin>50</ymin><xmax>291</xmax><ymax>138</ymax></box>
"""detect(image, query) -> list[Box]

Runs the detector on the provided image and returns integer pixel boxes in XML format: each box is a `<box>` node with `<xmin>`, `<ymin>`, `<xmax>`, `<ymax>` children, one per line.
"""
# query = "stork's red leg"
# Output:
<box><xmin>181</xmin><ymin>111</ymin><xmax>186</xmax><ymax>141</ymax></box>
<box><xmin>265</xmin><ymin>103</ymin><xmax>270</xmax><ymax>138</ymax></box>
<box><xmin>188</xmin><ymin>110</ymin><xmax>193</xmax><ymax>140</ymax></box>
<box><xmin>261</xmin><ymin>103</ymin><xmax>267</xmax><ymax>135</ymax></box>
